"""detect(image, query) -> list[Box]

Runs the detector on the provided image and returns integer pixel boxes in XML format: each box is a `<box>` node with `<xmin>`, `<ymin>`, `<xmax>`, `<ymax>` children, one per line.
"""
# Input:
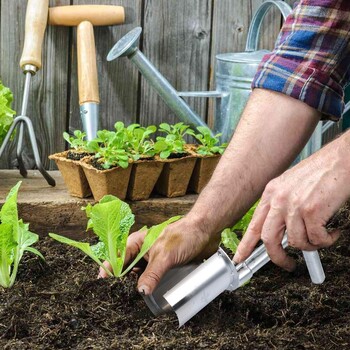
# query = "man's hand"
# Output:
<box><xmin>98</xmin><ymin>216</ymin><xmax>221</xmax><ymax>295</ymax></box>
<box><xmin>233</xmin><ymin>132</ymin><xmax>350</xmax><ymax>270</ymax></box>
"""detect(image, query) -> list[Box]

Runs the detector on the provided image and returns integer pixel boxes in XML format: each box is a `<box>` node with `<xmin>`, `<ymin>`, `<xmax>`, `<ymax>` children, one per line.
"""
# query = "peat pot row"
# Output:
<box><xmin>50</xmin><ymin>149</ymin><xmax>221</xmax><ymax>201</ymax></box>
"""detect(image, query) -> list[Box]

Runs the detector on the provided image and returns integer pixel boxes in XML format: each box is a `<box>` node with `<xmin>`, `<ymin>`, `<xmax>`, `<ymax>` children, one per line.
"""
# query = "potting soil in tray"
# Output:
<box><xmin>0</xmin><ymin>207</ymin><xmax>350</xmax><ymax>349</ymax></box>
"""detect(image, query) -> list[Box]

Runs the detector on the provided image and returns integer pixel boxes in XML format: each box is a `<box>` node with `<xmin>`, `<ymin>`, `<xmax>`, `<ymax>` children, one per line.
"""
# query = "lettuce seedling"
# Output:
<box><xmin>124</xmin><ymin>124</ymin><xmax>157</xmax><ymax>161</ymax></box>
<box><xmin>220</xmin><ymin>201</ymin><xmax>259</xmax><ymax>254</ymax></box>
<box><xmin>86</xmin><ymin>127</ymin><xmax>130</xmax><ymax>169</ymax></box>
<box><xmin>0</xmin><ymin>182</ymin><xmax>44</xmax><ymax>288</ymax></box>
<box><xmin>193</xmin><ymin>126</ymin><xmax>227</xmax><ymax>156</ymax></box>
<box><xmin>49</xmin><ymin>195</ymin><xmax>180</xmax><ymax>277</ymax></box>
<box><xmin>0</xmin><ymin>80</ymin><xmax>16</xmax><ymax>146</ymax></box>
<box><xmin>63</xmin><ymin>130</ymin><xmax>88</xmax><ymax>152</ymax></box>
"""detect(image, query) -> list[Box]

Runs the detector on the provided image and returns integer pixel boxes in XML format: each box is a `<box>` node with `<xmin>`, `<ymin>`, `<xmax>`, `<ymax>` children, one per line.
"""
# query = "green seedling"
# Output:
<box><xmin>0</xmin><ymin>80</ymin><xmax>16</xmax><ymax>146</ymax></box>
<box><xmin>63</xmin><ymin>130</ymin><xmax>89</xmax><ymax>152</ymax></box>
<box><xmin>220</xmin><ymin>201</ymin><xmax>259</xmax><ymax>254</ymax></box>
<box><xmin>193</xmin><ymin>126</ymin><xmax>227</xmax><ymax>156</ymax></box>
<box><xmin>86</xmin><ymin>124</ymin><xmax>130</xmax><ymax>169</ymax></box>
<box><xmin>49</xmin><ymin>195</ymin><xmax>181</xmax><ymax>277</ymax></box>
<box><xmin>124</xmin><ymin>124</ymin><xmax>157</xmax><ymax>161</ymax></box>
<box><xmin>0</xmin><ymin>182</ymin><xmax>44</xmax><ymax>288</ymax></box>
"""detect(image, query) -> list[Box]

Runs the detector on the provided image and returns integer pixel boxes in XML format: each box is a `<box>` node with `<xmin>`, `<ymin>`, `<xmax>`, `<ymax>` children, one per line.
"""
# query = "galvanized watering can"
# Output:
<box><xmin>107</xmin><ymin>0</ymin><xmax>292</xmax><ymax>142</ymax></box>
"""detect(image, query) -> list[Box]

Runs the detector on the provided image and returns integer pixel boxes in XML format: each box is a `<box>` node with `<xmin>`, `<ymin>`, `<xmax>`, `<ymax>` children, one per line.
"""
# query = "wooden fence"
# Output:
<box><xmin>0</xmin><ymin>0</ymin><xmax>293</xmax><ymax>170</ymax></box>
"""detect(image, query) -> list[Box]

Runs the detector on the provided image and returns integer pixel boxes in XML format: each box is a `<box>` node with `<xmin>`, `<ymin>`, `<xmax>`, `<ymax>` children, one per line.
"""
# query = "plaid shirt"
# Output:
<box><xmin>252</xmin><ymin>0</ymin><xmax>350</xmax><ymax>120</ymax></box>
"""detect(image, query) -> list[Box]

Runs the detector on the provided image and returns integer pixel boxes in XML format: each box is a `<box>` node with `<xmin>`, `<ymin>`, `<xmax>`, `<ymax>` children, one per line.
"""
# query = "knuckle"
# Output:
<box><xmin>301</xmin><ymin>203</ymin><xmax>319</xmax><ymax>216</ymax></box>
<box><xmin>264</xmin><ymin>181</ymin><xmax>277</xmax><ymax>196</ymax></box>
<box><xmin>144</xmin><ymin>270</ymin><xmax>161</xmax><ymax>284</ymax></box>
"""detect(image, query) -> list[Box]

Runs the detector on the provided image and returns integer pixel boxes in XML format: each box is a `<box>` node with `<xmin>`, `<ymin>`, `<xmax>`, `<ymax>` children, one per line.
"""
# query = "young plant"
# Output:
<box><xmin>0</xmin><ymin>80</ymin><xmax>16</xmax><ymax>146</ymax></box>
<box><xmin>220</xmin><ymin>201</ymin><xmax>259</xmax><ymax>254</ymax></box>
<box><xmin>193</xmin><ymin>126</ymin><xmax>227</xmax><ymax>156</ymax></box>
<box><xmin>49</xmin><ymin>195</ymin><xmax>180</xmax><ymax>277</ymax></box>
<box><xmin>155</xmin><ymin>122</ymin><xmax>195</xmax><ymax>159</ymax></box>
<box><xmin>124</xmin><ymin>124</ymin><xmax>157</xmax><ymax>161</ymax></box>
<box><xmin>63</xmin><ymin>130</ymin><xmax>89</xmax><ymax>152</ymax></box>
<box><xmin>87</xmin><ymin>126</ymin><xmax>130</xmax><ymax>169</ymax></box>
<box><xmin>0</xmin><ymin>182</ymin><xmax>44</xmax><ymax>288</ymax></box>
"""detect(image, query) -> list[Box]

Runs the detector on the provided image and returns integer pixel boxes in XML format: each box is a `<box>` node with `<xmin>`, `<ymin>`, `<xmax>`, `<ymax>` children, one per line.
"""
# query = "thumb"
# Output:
<box><xmin>137</xmin><ymin>256</ymin><xmax>172</xmax><ymax>295</ymax></box>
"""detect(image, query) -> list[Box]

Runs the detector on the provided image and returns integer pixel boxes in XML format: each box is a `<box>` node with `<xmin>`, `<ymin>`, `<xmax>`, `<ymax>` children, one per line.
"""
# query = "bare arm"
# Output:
<box><xmin>187</xmin><ymin>88</ymin><xmax>320</xmax><ymax>234</ymax></box>
<box><xmin>99</xmin><ymin>88</ymin><xmax>321</xmax><ymax>294</ymax></box>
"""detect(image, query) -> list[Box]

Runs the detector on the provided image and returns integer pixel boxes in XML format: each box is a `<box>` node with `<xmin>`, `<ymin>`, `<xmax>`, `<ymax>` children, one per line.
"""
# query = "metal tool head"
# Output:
<box><xmin>143</xmin><ymin>248</ymin><xmax>238</xmax><ymax>327</ymax></box>
<box><xmin>107</xmin><ymin>27</ymin><xmax>142</xmax><ymax>61</ymax></box>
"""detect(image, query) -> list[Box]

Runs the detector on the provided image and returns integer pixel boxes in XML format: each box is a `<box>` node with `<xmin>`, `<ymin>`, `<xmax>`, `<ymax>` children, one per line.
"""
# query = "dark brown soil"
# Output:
<box><xmin>66</xmin><ymin>151</ymin><xmax>92</xmax><ymax>161</ymax></box>
<box><xmin>0</xmin><ymin>210</ymin><xmax>349</xmax><ymax>349</ymax></box>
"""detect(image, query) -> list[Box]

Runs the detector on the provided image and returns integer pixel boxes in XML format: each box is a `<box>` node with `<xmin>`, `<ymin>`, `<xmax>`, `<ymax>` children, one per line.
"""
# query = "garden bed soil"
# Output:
<box><xmin>0</xmin><ymin>206</ymin><xmax>350</xmax><ymax>349</ymax></box>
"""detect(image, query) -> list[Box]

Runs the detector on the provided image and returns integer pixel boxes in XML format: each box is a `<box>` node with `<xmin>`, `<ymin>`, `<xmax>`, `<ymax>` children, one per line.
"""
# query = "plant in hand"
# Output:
<box><xmin>0</xmin><ymin>182</ymin><xmax>44</xmax><ymax>288</ymax></box>
<box><xmin>49</xmin><ymin>195</ymin><xmax>180</xmax><ymax>277</ymax></box>
<box><xmin>124</xmin><ymin>124</ymin><xmax>157</xmax><ymax>161</ymax></box>
<box><xmin>193</xmin><ymin>126</ymin><xmax>227</xmax><ymax>156</ymax></box>
<box><xmin>155</xmin><ymin>122</ymin><xmax>195</xmax><ymax>159</ymax></box>
<box><xmin>0</xmin><ymin>80</ymin><xmax>16</xmax><ymax>146</ymax></box>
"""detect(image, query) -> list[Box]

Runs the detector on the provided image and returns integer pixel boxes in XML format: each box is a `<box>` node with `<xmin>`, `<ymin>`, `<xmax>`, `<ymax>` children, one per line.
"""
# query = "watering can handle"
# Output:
<box><xmin>245</xmin><ymin>0</ymin><xmax>292</xmax><ymax>52</ymax></box>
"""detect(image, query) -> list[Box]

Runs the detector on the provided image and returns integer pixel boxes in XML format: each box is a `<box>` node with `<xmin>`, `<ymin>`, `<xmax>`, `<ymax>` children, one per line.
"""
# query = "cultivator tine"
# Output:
<box><xmin>0</xmin><ymin>116</ymin><xmax>56</xmax><ymax>187</ymax></box>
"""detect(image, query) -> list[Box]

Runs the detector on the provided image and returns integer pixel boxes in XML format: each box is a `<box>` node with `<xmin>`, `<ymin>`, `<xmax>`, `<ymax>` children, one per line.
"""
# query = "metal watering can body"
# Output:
<box><xmin>107</xmin><ymin>0</ymin><xmax>292</xmax><ymax>142</ymax></box>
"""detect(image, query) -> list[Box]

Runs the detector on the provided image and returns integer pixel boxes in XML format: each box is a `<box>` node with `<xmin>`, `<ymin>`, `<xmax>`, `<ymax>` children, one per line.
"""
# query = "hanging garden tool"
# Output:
<box><xmin>0</xmin><ymin>0</ymin><xmax>55</xmax><ymax>186</ymax></box>
<box><xmin>143</xmin><ymin>232</ymin><xmax>325</xmax><ymax>327</ymax></box>
<box><xmin>48</xmin><ymin>5</ymin><xmax>125</xmax><ymax>140</ymax></box>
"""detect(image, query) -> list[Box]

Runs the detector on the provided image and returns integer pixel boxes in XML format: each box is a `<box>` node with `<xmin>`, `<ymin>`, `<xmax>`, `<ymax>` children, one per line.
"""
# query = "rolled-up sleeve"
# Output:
<box><xmin>252</xmin><ymin>0</ymin><xmax>350</xmax><ymax>120</ymax></box>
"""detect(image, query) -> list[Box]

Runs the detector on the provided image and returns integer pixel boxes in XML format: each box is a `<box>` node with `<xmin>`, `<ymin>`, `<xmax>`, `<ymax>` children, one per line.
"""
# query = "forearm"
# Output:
<box><xmin>187</xmin><ymin>88</ymin><xmax>320</xmax><ymax>234</ymax></box>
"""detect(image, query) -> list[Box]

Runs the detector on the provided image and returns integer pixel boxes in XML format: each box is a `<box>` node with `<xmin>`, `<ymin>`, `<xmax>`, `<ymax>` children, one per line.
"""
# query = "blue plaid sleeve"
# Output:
<box><xmin>252</xmin><ymin>0</ymin><xmax>350</xmax><ymax>120</ymax></box>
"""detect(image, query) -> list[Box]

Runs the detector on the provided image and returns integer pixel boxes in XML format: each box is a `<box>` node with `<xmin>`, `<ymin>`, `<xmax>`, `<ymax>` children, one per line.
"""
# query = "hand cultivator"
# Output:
<box><xmin>0</xmin><ymin>0</ymin><xmax>55</xmax><ymax>186</ymax></box>
<box><xmin>144</xmin><ymin>233</ymin><xmax>325</xmax><ymax>326</ymax></box>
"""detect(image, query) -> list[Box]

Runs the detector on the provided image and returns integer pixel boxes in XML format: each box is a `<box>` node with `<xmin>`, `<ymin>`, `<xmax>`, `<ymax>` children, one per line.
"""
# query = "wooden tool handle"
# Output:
<box><xmin>20</xmin><ymin>0</ymin><xmax>49</xmax><ymax>70</ymax></box>
<box><xmin>49</xmin><ymin>5</ymin><xmax>125</xmax><ymax>26</ymax></box>
<box><xmin>77</xmin><ymin>21</ymin><xmax>99</xmax><ymax>105</ymax></box>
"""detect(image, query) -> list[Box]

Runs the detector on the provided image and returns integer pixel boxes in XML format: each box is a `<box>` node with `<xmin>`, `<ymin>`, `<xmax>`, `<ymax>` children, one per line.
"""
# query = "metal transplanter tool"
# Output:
<box><xmin>143</xmin><ymin>233</ymin><xmax>325</xmax><ymax>327</ymax></box>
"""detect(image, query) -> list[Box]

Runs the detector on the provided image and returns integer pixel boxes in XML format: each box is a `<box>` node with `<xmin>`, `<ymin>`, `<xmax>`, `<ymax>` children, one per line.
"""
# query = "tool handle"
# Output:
<box><xmin>49</xmin><ymin>5</ymin><xmax>125</xmax><ymax>26</ymax></box>
<box><xmin>20</xmin><ymin>0</ymin><xmax>49</xmax><ymax>71</ymax></box>
<box><xmin>77</xmin><ymin>21</ymin><xmax>99</xmax><ymax>105</ymax></box>
<box><xmin>302</xmin><ymin>251</ymin><xmax>325</xmax><ymax>284</ymax></box>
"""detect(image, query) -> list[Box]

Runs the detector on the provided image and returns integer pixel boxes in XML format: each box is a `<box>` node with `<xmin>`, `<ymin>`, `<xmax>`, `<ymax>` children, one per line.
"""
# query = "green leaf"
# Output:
<box><xmin>220</xmin><ymin>229</ymin><xmax>240</xmax><ymax>254</ymax></box>
<box><xmin>120</xmin><ymin>216</ymin><xmax>182</xmax><ymax>276</ymax></box>
<box><xmin>87</xmin><ymin>197</ymin><xmax>134</xmax><ymax>277</ymax></box>
<box><xmin>0</xmin><ymin>181</ymin><xmax>21</xmax><ymax>227</ymax></box>
<box><xmin>24</xmin><ymin>247</ymin><xmax>45</xmax><ymax>261</ymax></box>
<box><xmin>232</xmin><ymin>201</ymin><xmax>259</xmax><ymax>233</ymax></box>
<box><xmin>0</xmin><ymin>80</ymin><xmax>16</xmax><ymax>146</ymax></box>
<box><xmin>49</xmin><ymin>233</ymin><xmax>112</xmax><ymax>276</ymax></box>
<box><xmin>0</xmin><ymin>223</ymin><xmax>16</xmax><ymax>288</ymax></box>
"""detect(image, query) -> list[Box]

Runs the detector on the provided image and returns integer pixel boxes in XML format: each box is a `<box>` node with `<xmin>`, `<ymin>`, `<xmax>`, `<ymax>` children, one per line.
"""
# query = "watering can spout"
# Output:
<box><xmin>107</xmin><ymin>27</ymin><xmax>212</xmax><ymax>134</ymax></box>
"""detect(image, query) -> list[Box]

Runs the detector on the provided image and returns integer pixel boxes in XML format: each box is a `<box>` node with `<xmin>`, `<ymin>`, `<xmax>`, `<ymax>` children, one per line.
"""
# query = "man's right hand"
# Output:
<box><xmin>98</xmin><ymin>216</ymin><xmax>221</xmax><ymax>295</ymax></box>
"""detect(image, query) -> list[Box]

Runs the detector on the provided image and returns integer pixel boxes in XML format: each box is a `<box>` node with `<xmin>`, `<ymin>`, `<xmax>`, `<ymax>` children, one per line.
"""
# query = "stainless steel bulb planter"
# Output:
<box><xmin>143</xmin><ymin>232</ymin><xmax>325</xmax><ymax>327</ymax></box>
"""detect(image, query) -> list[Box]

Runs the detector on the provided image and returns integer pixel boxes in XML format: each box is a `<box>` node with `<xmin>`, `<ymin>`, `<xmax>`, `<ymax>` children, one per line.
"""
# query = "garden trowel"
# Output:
<box><xmin>143</xmin><ymin>232</ymin><xmax>325</xmax><ymax>326</ymax></box>
<box><xmin>48</xmin><ymin>5</ymin><xmax>125</xmax><ymax>140</ymax></box>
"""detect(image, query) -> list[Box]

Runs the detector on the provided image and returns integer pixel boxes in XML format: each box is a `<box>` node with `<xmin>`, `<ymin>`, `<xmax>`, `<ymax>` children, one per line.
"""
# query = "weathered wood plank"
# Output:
<box><xmin>139</xmin><ymin>0</ymin><xmax>212</xmax><ymax>127</ymax></box>
<box><xmin>0</xmin><ymin>0</ymin><xmax>71</xmax><ymax>170</ymax></box>
<box><xmin>69</xmin><ymin>0</ymin><xmax>142</xmax><ymax>132</ymax></box>
<box><xmin>0</xmin><ymin>170</ymin><xmax>197</xmax><ymax>238</ymax></box>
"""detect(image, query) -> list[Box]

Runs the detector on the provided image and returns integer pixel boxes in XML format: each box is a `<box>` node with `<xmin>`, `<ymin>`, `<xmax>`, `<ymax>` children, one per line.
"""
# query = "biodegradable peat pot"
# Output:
<box><xmin>155</xmin><ymin>154</ymin><xmax>196</xmax><ymax>198</ymax></box>
<box><xmin>188</xmin><ymin>154</ymin><xmax>221</xmax><ymax>194</ymax></box>
<box><xmin>81</xmin><ymin>158</ymin><xmax>132</xmax><ymax>201</ymax></box>
<box><xmin>49</xmin><ymin>151</ymin><xmax>92</xmax><ymax>198</ymax></box>
<box><xmin>127</xmin><ymin>159</ymin><xmax>164</xmax><ymax>201</ymax></box>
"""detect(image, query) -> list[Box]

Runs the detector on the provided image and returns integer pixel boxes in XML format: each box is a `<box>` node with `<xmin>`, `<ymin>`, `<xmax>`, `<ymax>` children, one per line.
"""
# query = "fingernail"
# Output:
<box><xmin>138</xmin><ymin>285</ymin><xmax>150</xmax><ymax>295</ymax></box>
